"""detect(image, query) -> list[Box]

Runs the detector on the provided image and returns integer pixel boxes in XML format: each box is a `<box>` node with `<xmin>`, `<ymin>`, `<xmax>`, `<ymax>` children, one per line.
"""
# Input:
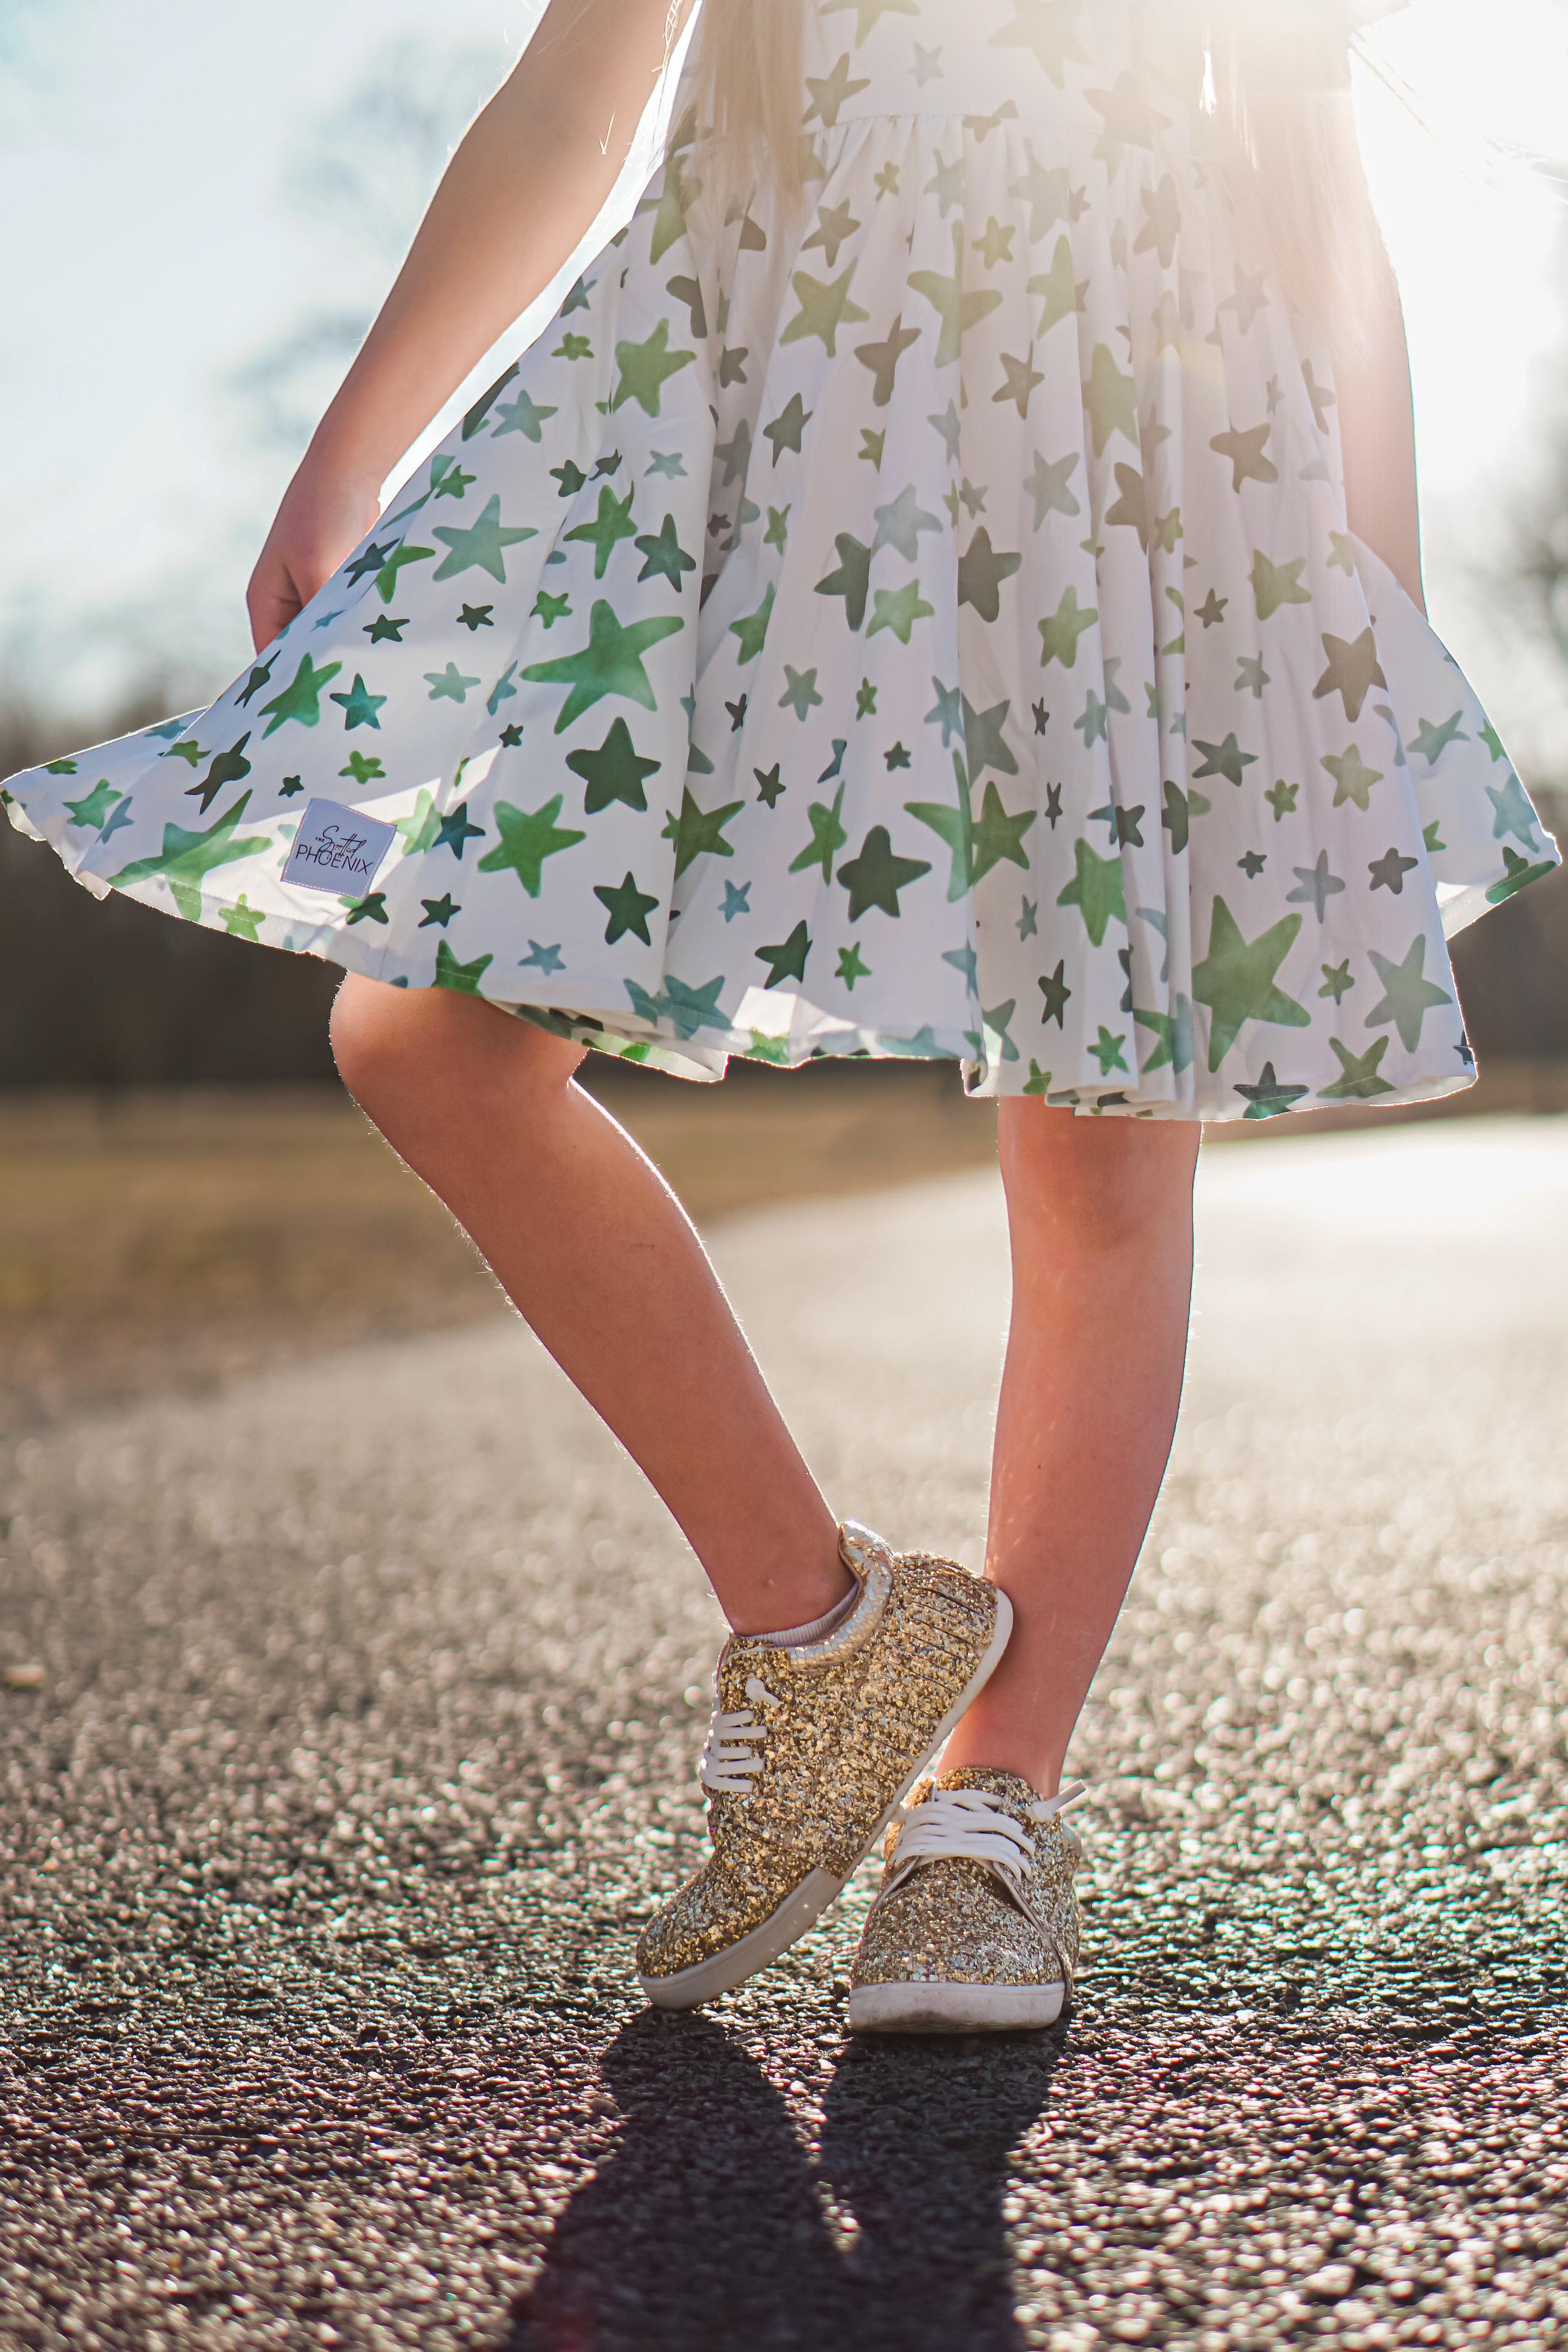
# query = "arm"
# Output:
<box><xmin>247</xmin><ymin>0</ymin><xmax>693</xmax><ymax>650</ymax></box>
<box><xmin>1318</xmin><ymin>92</ymin><xmax>1426</xmax><ymax>612</ymax></box>
<box><xmin>1332</xmin><ymin>248</ymin><xmax>1425</xmax><ymax>614</ymax></box>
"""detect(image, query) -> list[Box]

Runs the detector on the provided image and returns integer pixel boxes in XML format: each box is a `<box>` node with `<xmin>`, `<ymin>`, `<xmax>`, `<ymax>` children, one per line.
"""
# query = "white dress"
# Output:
<box><xmin>5</xmin><ymin>0</ymin><xmax>1557</xmax><ymax>1115</ymax></box>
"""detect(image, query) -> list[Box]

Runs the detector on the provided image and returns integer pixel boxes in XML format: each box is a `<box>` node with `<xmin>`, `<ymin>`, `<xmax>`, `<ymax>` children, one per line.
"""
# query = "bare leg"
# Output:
<box><xmin>330</xmin><ymin>974</ymin><xmax>847</xmax><ymax>1633</ymax></box>
<box><xmin>941</xmin><ymin>1106</ymin><xmax>1201</xmax><ymax>1793</ymax></box>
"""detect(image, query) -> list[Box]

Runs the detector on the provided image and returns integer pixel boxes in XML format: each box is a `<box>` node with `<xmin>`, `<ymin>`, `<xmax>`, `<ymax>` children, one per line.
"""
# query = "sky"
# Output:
<box><xmin>3</xmin><ymin>0</ymin><xmax>1567</xmax><ymax>766</ymax></box>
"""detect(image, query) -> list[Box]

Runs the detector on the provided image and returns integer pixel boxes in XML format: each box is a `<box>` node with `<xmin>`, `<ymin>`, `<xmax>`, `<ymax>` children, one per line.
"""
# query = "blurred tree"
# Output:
<box><xmin>229</xmin><ymin>37</ymin><xmax>510</xmax><ymax>456</ymax></box>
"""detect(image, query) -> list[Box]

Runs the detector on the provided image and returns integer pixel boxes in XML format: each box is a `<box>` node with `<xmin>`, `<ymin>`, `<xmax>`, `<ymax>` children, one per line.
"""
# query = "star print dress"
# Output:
<box><xmin>5</xmin><ymin>0</ymin><xmax>1559</xmax><ymax>1116</ymax></box>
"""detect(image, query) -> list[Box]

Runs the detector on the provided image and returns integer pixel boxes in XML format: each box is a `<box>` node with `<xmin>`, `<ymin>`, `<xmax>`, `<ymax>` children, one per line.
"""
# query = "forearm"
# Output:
<box><xmin>306</xmin><ymin>0</ymin><xmax>688</xmax><ymax>488</ymax></box>
<box><xmin>1332</xmin><ymin>255</ymin><xmax>1425</xmax><ymax>612</ymax></box>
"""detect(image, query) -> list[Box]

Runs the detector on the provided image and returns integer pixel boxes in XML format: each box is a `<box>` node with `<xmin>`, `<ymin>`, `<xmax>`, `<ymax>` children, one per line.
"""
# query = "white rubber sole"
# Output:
<box><xmin>847</xmin><ymin>1978</ymin><xmax>1067</xmax><ymax>2034</ymax></box>
<box><xmin>639</xmin><ymin>1588</ymin><xmax>1014</xmax><ymax>2011</ymax></box>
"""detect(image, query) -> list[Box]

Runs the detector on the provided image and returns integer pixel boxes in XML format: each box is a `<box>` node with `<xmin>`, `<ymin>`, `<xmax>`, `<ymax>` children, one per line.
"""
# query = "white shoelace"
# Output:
<box><xmin>883</xmin><ymin>1781</ymin><xmax>1087</xmax><ymax>1896</ymax></box>
<box><xmin>698</xmin><ymin>1675</ymin><xmax>781</xmax><ymax>1796</ymax></box>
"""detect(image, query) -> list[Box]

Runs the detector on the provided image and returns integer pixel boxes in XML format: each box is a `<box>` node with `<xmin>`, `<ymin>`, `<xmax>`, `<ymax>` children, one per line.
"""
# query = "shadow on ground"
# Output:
<box><xmin>506</xmin><ymin>2012</ymin><xmax>1061</xmax><ymax>2351</ymax></box>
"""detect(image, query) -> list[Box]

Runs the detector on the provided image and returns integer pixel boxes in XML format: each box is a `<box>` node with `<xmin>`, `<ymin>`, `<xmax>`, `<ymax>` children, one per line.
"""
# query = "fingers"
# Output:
<box><xmin>246</xmin><ymin>567</ymin><xmax>302</xmax><ymax>655</ymax></box>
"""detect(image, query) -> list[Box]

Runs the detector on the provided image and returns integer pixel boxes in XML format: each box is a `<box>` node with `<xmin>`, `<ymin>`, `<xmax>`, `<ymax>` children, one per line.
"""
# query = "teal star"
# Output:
<box><xmin>1038</xmin><ymin>960</ymin><xmax>1071</xmax><ymax>1024</ymax></box>
<box><xmin>566</xmin><ymin>718</ymin><xmax>661</xmax><ymax>814</ymax></box>
<box><xmin>1408</xmin><ymin>710</ymin><xmax>1467</xmax><ymax>767</ymax></box>
<box><xmin>906</xmin><ymin>753</ymin><xmax>975</xmax><ymax>898</ymax></box>
<box><xmin>958</xmin><ymin>528</ymin><xmax>1021</xmax><ymax>623</ymax></box>
<box><xmin>1026</xmin><ymin>452</ymin><xmax>1081</xmax><ymax>534</ymax></box>
<box><xmin>730</xmin><ymin>585</ymin><xmax>775</xmax><ymax>665</ymax></box>
<box><xmin>612</xmin><ymin>318</ymin><xmax>696</xmax><ymax>415</ymax></box>
<box><xmin>780</xmin><ymin>265</ymin><xmax>871</xmax><ymax>357</ymax></box>
<box><xmin>1486</xmin><ymin>769</ymin><xmax>1541</xmax><ymax>849</ymax></box>
<box><xmin>1133</xmin><ymin>994</ymin><xmax>1195</xmax><ymax>1074</ymax></box>
<box><xmin>755</xmin><ymin>763</ymin><xmax>785</xmax><ymax>808</ymax></box>
<box><xmin>1286</xmin><ymin>850</ymin><xmax>1344</xmax><ymax>923</ymax></box>
<box><xmin>1192</xmin><ymin>897</ymin><xmax>1309</xmax><ymax>1068</ymax></box>
<box><xmin>521</xmin><ymin>939</ymin><xmax>566</xmax><ymax>972</ymax></box>
<box><xmin>1056</xmin><ymin>837</ymin><xmax>1127</xmax><ymax>945</ymax></box>
<box><xmin>763</xmin><ymin>393</ymin><xmax>812</xmax><ymax>462</ymax></box>
<box><xmin>867</xmin><ymin>579</ymin><xmax>934</xmax><ymax>643</ymax></box>
<box><xmin>1037</xmin><ymin>585</ymin><xmax>1098</xmax><ymax>667</ymax></box>
<box><xmin>662</xmin><ymin>785</ymin><xmax>743</xmax><ymax>876</ymax></box>
<box><xmin>258</xmin><ymin>654</ymin><xmax>343</xmax><ymax>737</ymax></box>
<box><xmin>1486</xmin><ymin>846</ymin><xmax>1557</xmax><ymax>902</ymax></box>
<box><xmin>108</xmin><ymin>792</ymin><xmax>271</xmax><ymax>921</ymax></box>
<box><xmin>365</xmin><ymin>613</ymin><xmax>407</xmax><ymax>644</ymax></box>
<box><xmin>908</xmin><ymin>224</ymin><xmax>1003</xmax><ymax>366</ymax></box>
<box><xmin>722</xmin><ymin>881</ymin><xmax>751</xmax><ymax>921</ymax></box>
<box><xmin>837</xmin><ymin>943</ymin><xmax>871</xmax><ymax>989</ymax></box>
<box><xmin>595</xmin><ymin>869</ymin><xmax>661</xmax><ymax>945</ymax></box>
<box><xmin>1365</xmin><ymin>933</ymin><xmax>1452</xmax><ymax>1051</ymax></box>
<box><xmin>1322</xmin><ymin>745</ymin><xmax>1383</xmax><ymax>811</ymax></box>
<box><xmin>425</xmin><ymin>664</ymin><xmax>481</xmax><ymax>704</ymax></box>
<box><xmin>63</xmin><ymin>780</ymin><xmax>120</xmax><ymax>830</ymax></box>
<box><xmin>533</xmin><ymin>590</ymin><xmax>571</xmax><ymax>627</ymax></box>
<box><xmin>419</xmin><ymin>894</ymin><xmax>459</xmax><ymax>927</ymax></box>
<box><xmin>433</xmin><ymin>940</ymin><xmax>493</xmax><ymax>992</ymax></box>
<box><xmin>395</xmin><ymin>788</ymin><xmax>442</xmax><ymax>856</ymax></box>
<box><xmin>837</xmin><ymin>825</ymin><xmax>932</xmax><ymax>920</ymax></box>
<box><xmin>1319</xmin><ymin>959</ymin><xmax>1355</xmax><ymax>1004</ymax></box>
<box><xmin>1319</xmin><ymin>1035</ymin><xmax>1394</xmax><ymax>1101</ymax></box>
<box><xmin>1090</xmin><ymin>1026</ymin><xmax>1128</xmax><ymax>1076</ymax></box>
<box><xmin>648</xmin><ymin>449</ymin><xmax>687</xmax><ymax>478</ymax></box>
<box><xmin>436</xmin><ymin>802</ymin><xmax>484</xmax><ymax>859</ymax></box>
<box><xmin>788</xmin><ymin>782</ymin><xmax>848</xmax><ymax>881</ymax></box>
<box><xmin>493</xmin><ymin>389</ymin><xmax>557</xmax><ymax>441</ymax></box>
<box><xmin>970</xmin><ymin>781</ymin><xmax>1035</xmax><ymax>879</ymax></box>
<box><xmin>624</xmin><ymin>971</ymin><xmax>730</xmax><ymax>1039</ymax></box>
<box><xmin>344</xmin><ymin>892</ymin><xmax>389</xmax><ymax>926</ymax></box>
<box><xmin>1192</xmin><ymin>733</ymin><xmax>1256</xmax><ymax>788</ymax></box>
<box><xmin>1265</xmin><ymin>777</ymin><xmax>1298</xmax><ymax>822</ymax></box>
<box><xmin>431</xmin><ymin>494</ymin><xmax>536</xmax><ymax>584</ymax></box>
<box><xmin>1234</xmin><ymin>1062</ymin><xmax>1310</xmax><ymax>1119</ymax></box>
<box><xmin>815</xmin><ymin>533</ymin><xmax>873</xmax><ymax>630</ymax></box>
<box><xmin>221</xmin><ymin>895</ymin><xmax>264</xmax><ymax>942</ymax></box>
<box><xmin>564</xmin><ymin>486</ymin><xmax>637</xmax><ymax>579</ymax></box>
<box><xmin>871</xmin><ymin>483</ymin><xmax>942</xmax><ymax>562</ymax></box>
<box><xmin>476</xmin><ymin>795</ymin><xmax>587</xmax><ymax>895</ymax></box>
<box><xmin>857</xmin><ymin>678</ymin><xmax>878</xmax><ymax>719</ymax></box>
<box><xmin>629</xmin><ymin>512</ymin><xmax>693</xmax><ymax>591</ymax></box>
<box><xmin>780</xmin><ymin>666</ymin><xmax>825</xmax><ymax>719</ymax></box>
<box><xmin>756</xmin><ymin>920</ymin><xmax>812</xmax><ymax>986</ymax></box>
<box><xmin>329</xmin><ymin>674</ymin><xmax>385</xmax><ymax>731</ymax></box>
<box><xmin>373</xmin><ymin>543</ymin><xmax>435</xmax><ymax>603</ymax></box>
<box><xmin>520</xmin><ymin>600</ymin><xmax>684</xmax><ymax>732</ymax></box>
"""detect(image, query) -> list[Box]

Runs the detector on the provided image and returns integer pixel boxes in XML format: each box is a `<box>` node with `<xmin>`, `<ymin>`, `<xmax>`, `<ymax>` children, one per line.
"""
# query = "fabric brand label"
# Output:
<box><xmin>282</xmin><ymin>798</ymin><xmax>397</xmax><ymax>896</ymax></box>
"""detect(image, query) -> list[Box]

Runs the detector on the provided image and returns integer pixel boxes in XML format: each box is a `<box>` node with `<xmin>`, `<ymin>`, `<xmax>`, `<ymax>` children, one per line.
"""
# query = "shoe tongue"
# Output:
<box><xmin>935</xmin><ymin>1765</ymin><xmax>1040</xmax><ymax>1818</ymax></box>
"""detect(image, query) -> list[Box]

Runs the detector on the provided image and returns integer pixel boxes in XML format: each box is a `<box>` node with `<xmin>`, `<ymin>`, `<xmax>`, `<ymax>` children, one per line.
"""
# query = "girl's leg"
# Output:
<box><xmin>329</xmin><ymin>973</ymin><xmax>847</xmax><ymax>1634</ymax></box>
<box><xmin>940</xmin><ymin>1106</ymin><xmax>1201</xmax><ymax>1793</ymax></box>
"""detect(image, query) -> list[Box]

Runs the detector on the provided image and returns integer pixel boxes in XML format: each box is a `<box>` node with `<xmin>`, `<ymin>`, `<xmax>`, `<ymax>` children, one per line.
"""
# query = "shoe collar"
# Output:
<box><xmin>725</xmin><ymin>1519</ymin><xmax>894</xmax><ymax>1681</ymax></box>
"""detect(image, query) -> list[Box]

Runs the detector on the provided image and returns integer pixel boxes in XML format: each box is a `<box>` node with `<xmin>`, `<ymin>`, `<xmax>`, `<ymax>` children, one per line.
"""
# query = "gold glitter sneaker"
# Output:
<box><xmin>636</xmin><ymin>1521</ymin><xmax>1011</xmax><ymax>2009</ymax></box>
<box><xmin>847</xmin><ymin>1768</ymin><xmax>1085</xmax><ymax>2033</ymax></box>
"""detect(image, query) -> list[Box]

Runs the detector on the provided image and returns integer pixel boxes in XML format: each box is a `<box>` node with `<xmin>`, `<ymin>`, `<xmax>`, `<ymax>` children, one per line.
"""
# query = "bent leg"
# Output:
<box><xmin>330</xmin><ymin>974</ymin><xmax>845</xmax><ymax>1633</ymax></box>
<box><xmin>941</xmin><ymin>1106</ymin><xmax>1201</xmax><ymax>1793</ymax></box>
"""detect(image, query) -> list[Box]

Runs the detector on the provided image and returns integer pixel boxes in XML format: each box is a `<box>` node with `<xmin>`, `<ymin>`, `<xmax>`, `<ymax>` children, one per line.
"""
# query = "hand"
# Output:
<box><xmin>246</xmin><ymin>457</ymin><xmax>384</xmax><ymax>653</ymax></box>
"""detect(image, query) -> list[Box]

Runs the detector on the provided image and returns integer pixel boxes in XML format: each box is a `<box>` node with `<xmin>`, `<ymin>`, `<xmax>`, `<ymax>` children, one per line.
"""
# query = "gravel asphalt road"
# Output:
<box><xmin>2</xmin><ymin>1117</ymin><xmax>1566</xmax><ymax>2352</ymax></box>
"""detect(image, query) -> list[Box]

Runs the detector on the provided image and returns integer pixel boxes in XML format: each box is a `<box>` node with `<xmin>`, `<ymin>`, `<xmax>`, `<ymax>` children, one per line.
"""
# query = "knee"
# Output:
<box><xmin>998</xmin><ymin>1103</ymin><xmax>1199</xmax><ymax>1256</ymax></box>
<box><xmin>329</xmin><ymin>973</ymin><xmax>580</xmax><ymax>1130</ymax></box>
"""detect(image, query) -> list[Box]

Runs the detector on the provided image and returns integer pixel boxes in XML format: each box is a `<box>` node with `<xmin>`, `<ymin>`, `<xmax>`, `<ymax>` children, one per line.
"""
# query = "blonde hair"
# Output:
<box><xmin>678</xmin><ymin>0</ymin><xmax>1383</xmax><ymax>336</ymax></box>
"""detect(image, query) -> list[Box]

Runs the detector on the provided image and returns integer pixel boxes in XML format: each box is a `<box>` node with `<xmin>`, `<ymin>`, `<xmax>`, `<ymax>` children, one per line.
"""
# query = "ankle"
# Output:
<box><xmin>938</xmin><ymin>1732</ymin><xmax>1064</xmax><ymax>1800</ymax></box>
<box><xmin>724</xmin><ymin>1531</ymin><xmax>856</xmax><ymax>1639</ymax></box>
